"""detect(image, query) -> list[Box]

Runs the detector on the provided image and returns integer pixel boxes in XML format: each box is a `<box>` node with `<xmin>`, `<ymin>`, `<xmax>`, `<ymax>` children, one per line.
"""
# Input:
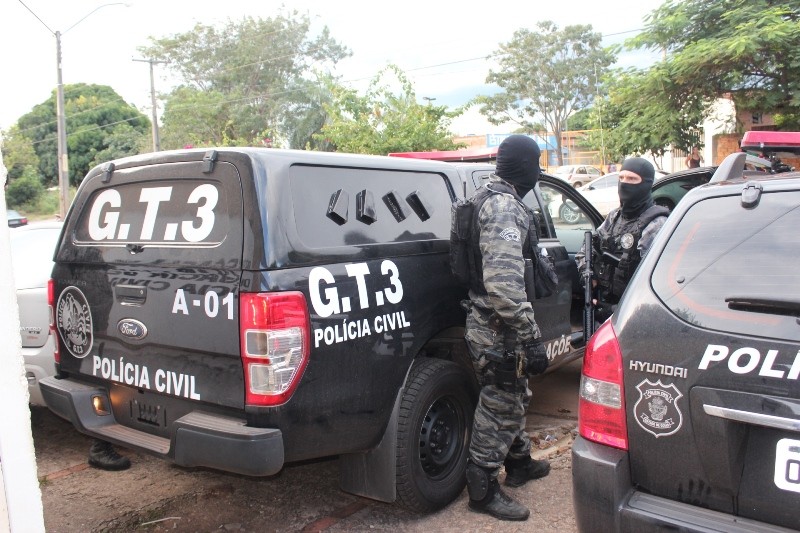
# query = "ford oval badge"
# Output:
<box><xmin>118</xmin><ymin>319</ymin><xmax>147</xmax><ymax>340</ymax></box>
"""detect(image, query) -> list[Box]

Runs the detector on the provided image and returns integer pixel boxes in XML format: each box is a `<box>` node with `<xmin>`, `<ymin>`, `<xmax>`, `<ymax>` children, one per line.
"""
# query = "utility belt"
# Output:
<box><xmin>482</xmin><ymin>346</ymin><xmax>527</xmax><ymax>393</ymax></box>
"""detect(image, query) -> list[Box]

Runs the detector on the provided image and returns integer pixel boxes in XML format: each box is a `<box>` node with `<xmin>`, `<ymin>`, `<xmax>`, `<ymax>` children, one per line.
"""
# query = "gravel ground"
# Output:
<box><xmin>32</xmin><ymin>406</ymin><xmax>578</xmax><ymax>533</ymax></box>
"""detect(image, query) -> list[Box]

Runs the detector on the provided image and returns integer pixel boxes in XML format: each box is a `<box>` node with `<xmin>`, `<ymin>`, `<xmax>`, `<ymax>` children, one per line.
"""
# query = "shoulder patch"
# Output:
<box><xmin>500</xmin><ymin>227</ymin><xmax>521</xmax><ymax>242</ymax></box>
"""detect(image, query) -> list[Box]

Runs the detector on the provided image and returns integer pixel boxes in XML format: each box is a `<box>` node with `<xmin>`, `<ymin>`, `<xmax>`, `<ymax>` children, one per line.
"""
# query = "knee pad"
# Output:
<box><xmin>466</xmin><ymin>462</ymin><xmax>490</xmax><ymax>501</ymax></box>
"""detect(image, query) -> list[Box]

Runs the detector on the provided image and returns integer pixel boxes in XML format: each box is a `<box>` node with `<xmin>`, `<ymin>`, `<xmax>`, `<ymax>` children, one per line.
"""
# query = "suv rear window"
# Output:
<box><xmin>651</xmin><ymin>190</ymin><xmax>800</xmax><ymax>342</ymax></box>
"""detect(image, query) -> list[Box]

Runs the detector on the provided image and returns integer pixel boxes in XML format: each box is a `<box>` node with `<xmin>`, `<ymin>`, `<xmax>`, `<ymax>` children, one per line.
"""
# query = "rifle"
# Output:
<box><xmin>583</xmin><ymin>230</ymin><xmax>595</xmax><ymax>343</ymax></box>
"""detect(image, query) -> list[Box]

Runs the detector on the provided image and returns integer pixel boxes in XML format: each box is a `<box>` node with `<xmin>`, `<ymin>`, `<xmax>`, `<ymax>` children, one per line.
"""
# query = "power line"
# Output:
<box><xmin>15</xmin><ymin>23</ymin><xmax>650</xmax><ymax>144</ymax></box>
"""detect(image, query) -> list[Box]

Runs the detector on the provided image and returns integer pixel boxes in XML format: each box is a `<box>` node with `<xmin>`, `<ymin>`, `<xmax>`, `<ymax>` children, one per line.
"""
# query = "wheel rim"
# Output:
<box><xmin>560</xmin><ymin>203</ymin><xmax>581</xmax><ymax>224</ymax></box>
<box><xmin>418</xmin><ymin>396</ymin><xmax>464</xmax><ymax>479</ymax></box>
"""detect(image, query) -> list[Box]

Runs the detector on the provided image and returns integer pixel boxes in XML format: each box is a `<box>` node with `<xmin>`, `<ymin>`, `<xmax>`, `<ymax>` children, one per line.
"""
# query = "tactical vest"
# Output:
<box><xmin>596</xmin><ymin>204</ymin><xmax>668</xmax><ymax>302</ymax></box>
<box><xmin>465</xmin><ymin>181</ymin><xmax>539</xmax><ymax>296</ymax></box>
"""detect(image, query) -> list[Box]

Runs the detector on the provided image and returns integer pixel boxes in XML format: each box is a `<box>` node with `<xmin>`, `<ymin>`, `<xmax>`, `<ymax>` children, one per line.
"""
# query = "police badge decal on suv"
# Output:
<box><xmin>572</xmin><ymin>145</ymin><xmax>800</xmax><ymax>532</ymax></box>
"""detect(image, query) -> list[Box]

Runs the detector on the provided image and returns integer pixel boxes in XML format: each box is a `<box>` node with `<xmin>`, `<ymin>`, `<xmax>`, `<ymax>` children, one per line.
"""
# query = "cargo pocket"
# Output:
<box><xmin>465</xmin><ymin>312</ymin><xmax>498</xmax><ymax>375</ymax></box>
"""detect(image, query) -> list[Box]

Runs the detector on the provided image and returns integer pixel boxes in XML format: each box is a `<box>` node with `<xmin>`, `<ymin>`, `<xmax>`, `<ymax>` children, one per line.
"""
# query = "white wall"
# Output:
<box><xmin>0</xmin><ymin>150</ymin><xmax>46</xmax><ymax>532</ymax></box>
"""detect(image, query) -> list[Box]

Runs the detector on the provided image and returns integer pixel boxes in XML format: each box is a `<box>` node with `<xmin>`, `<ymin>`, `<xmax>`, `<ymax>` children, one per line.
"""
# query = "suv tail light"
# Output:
<box><xmin>578</xmin><ymin>320</ymin><xmax>627</xmax><ymax>450</ymax></box>
<box><xmin>239</xmin><ymin>292</ymin><xmax>310</xmax><ymax>407</ymax></box>
<box><xmin>47</xmin><ymin>279</ymin><xmax>60</xmax><ymax>363</ymax></box>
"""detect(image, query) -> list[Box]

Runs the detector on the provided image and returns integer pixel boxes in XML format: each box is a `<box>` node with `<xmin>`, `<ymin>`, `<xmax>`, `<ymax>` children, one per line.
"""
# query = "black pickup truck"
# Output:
<box><xmin>40</xmin><ymin>148</ymin><xmax>602</xmax><ymax>512</ymax></box>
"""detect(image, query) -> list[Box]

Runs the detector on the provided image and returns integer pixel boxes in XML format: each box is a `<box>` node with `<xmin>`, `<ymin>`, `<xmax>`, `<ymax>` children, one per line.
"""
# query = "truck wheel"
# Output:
<box><xmin>395</xmin><ymin>358</ymin><xmax>477</xmax><ymax>513</ymax></box>
<box><xmin>559</xmin><ymin>202</ymin><xmax>582</xmax><ymax>224</ymax></box>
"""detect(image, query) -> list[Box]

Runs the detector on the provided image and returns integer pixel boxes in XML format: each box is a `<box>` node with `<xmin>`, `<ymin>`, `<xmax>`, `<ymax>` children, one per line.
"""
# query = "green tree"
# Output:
<box><xmin>16</xmin><ymin>84</ymin><xmax>150</xmax><ymax>187</ymax></box>
<box><xmin>6</xmin><ymin>169</ymin><xmax>44</xmax><ymax>208</ymax></box>
<box><xmin>476</xmin><ymin>21</ymin><xmax>615</xmax><ymax>165</ymax></box>
<box><xmin>91</xmin><ymin>124</ymin><xmax>152</xmax><ymax>167</ymax></box>
<box><xmin>316</xmin><ymin>65</ymin><xmax>465</xmax><ymax>155</ymax></box>
<box><xmin>589</xmin><ymin>66</ymin><xmax>707</xmax><ymax>159</ymax></box>
<box><xmin>141</xmin><ymin>12</ymin><xmax>350</xmax><ymax>149</ymax></box>
<box><xmin>595</xmin><ymin>0</ymin><xmax>800</xmax><ymax>154</ymax></box>
<box><xmin>1</xmin><ymin>125</ymin><xmax>40</xmax><ymax>181</ymax></box>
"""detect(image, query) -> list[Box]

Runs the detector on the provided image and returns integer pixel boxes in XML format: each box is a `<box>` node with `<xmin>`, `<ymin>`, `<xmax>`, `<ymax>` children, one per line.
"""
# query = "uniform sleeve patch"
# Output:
<box><xmin>500</xmin><ymin>227</ymin><xmax>521</xmax><ymax>242</ymax></box>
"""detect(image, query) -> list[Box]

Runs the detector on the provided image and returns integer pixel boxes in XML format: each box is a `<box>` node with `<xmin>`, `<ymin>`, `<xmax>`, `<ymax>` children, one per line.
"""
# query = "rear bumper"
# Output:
<box><xmin>40</xmin><ymin>376</ymin><xmax>284</xmax><ymax>477</ymax></box>
<box><xmin>572</xmin><ymin>436</ymin><xmax>793</xmax><ymax>533</ymax></box>
<box><xmin>21</xmin><ymin>335</ymin><xmax>57</xmax><ymax>407</ymax></box>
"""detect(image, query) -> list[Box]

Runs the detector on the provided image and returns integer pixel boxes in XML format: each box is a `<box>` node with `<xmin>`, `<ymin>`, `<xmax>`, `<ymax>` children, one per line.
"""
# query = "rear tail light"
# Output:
<box><xmin>239</xmin><ymin>292</ymin><xmax>310</xmax><ymax>407</ymax></box>
<box><xmin>47</xmin><ymin>279</ymin><xmax>60</xmax><ymax>363</ymax></box>
<box><xmin>578</xmin><ymin>320</ymin><xmax>627</xmax><ymax>450</ymax></box>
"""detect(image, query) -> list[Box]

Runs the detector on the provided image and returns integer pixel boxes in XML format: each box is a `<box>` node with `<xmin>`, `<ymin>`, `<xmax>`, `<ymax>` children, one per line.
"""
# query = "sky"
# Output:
<box><xmin>0</xmin><ymin>0</ymin><xmax>667</xmax><ymax>138</ymax></box>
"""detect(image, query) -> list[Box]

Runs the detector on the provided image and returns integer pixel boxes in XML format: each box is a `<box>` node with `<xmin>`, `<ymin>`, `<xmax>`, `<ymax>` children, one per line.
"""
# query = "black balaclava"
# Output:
<box><xmin>495</xmin><ymin>135</ymin><xmax>541</xmax><ymax>198</ymax></box>
<box><xmin>618</xmin><ymin>157</ymin><xmax>656</xmax><ymax>218</ymax></box>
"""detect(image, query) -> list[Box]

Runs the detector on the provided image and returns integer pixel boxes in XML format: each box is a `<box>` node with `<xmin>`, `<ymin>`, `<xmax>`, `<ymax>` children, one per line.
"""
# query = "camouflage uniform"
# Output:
<box><xmin>465</xmin><ymin>174</ymin><xmax>541</xmax><ymax>473</ymax></box>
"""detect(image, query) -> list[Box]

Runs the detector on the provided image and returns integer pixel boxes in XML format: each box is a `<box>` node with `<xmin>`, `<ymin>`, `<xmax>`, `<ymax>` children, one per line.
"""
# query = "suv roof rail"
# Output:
<box><xmin>709</xmin><ymin>152</ymin><xmax>746</xmax><ymax>184</ymax></box>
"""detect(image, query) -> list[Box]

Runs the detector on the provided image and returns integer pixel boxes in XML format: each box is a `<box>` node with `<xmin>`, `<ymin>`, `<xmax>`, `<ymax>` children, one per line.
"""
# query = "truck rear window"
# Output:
<box><xmin>651</xmin><ymin>190</ymin><xmax>800</xmax><ymax>342</ymax></box>
<box><xmin>74</xmin><ymin>180</ymin><xmax>229</xmax><ymax>247</ymax></box>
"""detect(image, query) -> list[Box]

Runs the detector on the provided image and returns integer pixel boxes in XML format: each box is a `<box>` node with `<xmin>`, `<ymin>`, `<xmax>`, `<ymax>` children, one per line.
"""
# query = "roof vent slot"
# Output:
<box><xmin>406</xmin><ymin>190</ymin><xmax>433</xmax><ymax>221</ymax></box>
<box><xmin>383</xmin><ymin>190</ymin><xmax>408</xmax><ymax>222</ymax></box>
<box><xmin>356</xmin><ymin>189</ymin><xmax>377</xmax><ymax>224</ymax></box>
<box><xmin>741</xmin><ymin>181</ymin><xmax>763</xmax><ymax>209</ymax></box>
<box><xmin>326</xmin><ymin>189</ymin><xmax>349</xmax><ymax>225</ymax></box>
<box><xmin>202</xmin><ymin>150</ymin><xmax>218</xmax><ymax>173</ymax></box>
<box><xmin>101</xmin><ymin>162</ymin><xmax>115</xmax><ymax>183</ymax></box>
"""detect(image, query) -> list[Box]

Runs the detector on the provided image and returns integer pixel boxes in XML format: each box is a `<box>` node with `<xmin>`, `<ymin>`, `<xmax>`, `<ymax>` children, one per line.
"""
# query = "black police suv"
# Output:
<box><xmin>40</xmin><ymin>147</ymin><xmax>602</xmax><ymax>513</ymax></box>
<box><xmin>572</xmin><ymin>150</ymin><xmax>800</xmax><ymax>532</ymax></box>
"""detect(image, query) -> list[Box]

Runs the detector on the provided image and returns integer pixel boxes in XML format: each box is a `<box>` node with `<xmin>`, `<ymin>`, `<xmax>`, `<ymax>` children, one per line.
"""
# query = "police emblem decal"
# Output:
<box><xmin>56</xmin><ymin>286</ymin><xmax>93</xmax><ymax>359</ymax></box>
<box><xmin>633</xmin><ymin>379</ymin><xmax>683</xmax><ymax>438</ymax></box>
<box><xmin>500</xmin><ymin>227</ymin><xmax>521</xmax><ymax>242</ymax></box>
<box><xmin>620</xmin><ymin>233</ymin><xmax>635</xmax><ymax>249</ymax></box>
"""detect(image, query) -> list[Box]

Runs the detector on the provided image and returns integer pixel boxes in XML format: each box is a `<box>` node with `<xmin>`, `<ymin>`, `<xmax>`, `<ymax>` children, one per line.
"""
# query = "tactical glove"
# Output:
<box><xmin>524</xmin><ymin>341</ymin><xmax>549</xmax><ymax>376</ymax></box>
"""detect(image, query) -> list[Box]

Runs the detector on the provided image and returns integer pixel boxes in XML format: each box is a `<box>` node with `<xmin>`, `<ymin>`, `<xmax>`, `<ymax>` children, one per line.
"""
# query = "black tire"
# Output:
<box><xmin>559</xmin><ymin>202</ymin><xmax>582</xmax><ymax>225</ymax></box>
<box><xmin>654</xmin><ymin>197</ymin><xmax>674</xmax><ymax>212</ymax></box>
<box><xmin>572</xmin><ymin>181</ymin><xmax>583</xmax><ymax>188</ymax></box>
<box><xmin>395</xmin><ymin>358</ymin><xmax>477</xmax><ymax>513</ymax></box>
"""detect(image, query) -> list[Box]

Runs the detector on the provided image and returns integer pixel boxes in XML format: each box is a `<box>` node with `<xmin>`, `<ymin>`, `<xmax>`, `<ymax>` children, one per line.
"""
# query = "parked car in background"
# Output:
<box><xmin>572</xmin><ymin>151</ymin><xmax>800</xmax><ymax>532</ymax></box>
<box><xmin>11</xmin><ymin>222</ymin><xmax>62</xmax><ymax>406</ymax></box>
<box><xmin>651</xmin><ymin>152</ymin><xmax>782</xmax><ymax>212</ymax></box>
<box><xmin>651</xmin><ymin>166</ymin><xmax>717</xmax><ymax>212</ymax></box>
<box><xmin>575</xmin><ymin>172</ymin><xmax>620</xmax><ymax>217</ymax></box>
<box><xmin>7</xmin><ymin>209</ymin><xmax>28</xmax><ymax>227</ymax></box>
<box><xmin>554</xmin><ymin>164</ymin><xmax>604</xmax><ymax>188</ymax></box>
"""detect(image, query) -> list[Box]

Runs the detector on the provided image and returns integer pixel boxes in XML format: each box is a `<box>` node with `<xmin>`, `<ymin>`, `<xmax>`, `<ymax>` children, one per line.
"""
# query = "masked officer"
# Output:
<box><xmin>576</xmin><ymin>157</ymin><xmax>669</xmax><ymax>322</ymax></box>
<box><xmin>463</xmin><ymin>135</ymin><xmax>551</xmax><ymax>521</ymax></box>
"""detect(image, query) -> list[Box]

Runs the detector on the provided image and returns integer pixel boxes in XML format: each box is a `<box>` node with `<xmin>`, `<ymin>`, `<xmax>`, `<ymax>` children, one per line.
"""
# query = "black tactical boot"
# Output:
<box><xmin>503</xmin><ymin>455</ymin><xmax>550</xmax><ymax>487</ymax></box>
<box><xmin>466</xmin><ymin>462</ymin><xmax>529</xmax><ymax>521</ymax></box>
<box><xmin>88</xmin><ymin>440</ymin><xmax>131</xmax><ymax>471</ymax></box>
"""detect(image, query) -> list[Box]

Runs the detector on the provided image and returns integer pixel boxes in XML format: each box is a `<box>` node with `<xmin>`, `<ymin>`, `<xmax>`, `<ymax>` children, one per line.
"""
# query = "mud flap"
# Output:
<box><xmin>339</xmin><ymin>390</ymin><xmax>402</xmax><ymax>503</ymax></box>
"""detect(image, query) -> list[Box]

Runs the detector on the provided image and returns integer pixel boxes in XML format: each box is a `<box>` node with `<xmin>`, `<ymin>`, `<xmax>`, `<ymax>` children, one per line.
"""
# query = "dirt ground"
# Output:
<box><xmin>31</xmin><ymin>361</ymin><xmax>583</xmax><ymax>532</ymax></box>
<box><xmin>31</xmin><ymin>409</ymin><xmax>577</xmax><ymax>533</ymax></box>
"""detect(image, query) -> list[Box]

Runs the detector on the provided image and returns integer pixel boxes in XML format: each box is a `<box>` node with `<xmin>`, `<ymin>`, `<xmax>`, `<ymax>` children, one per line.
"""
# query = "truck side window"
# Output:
<box><xmin>539</xmin><ymin>182</ymin><xmax>595</xmax><ymax>256</ymax></box>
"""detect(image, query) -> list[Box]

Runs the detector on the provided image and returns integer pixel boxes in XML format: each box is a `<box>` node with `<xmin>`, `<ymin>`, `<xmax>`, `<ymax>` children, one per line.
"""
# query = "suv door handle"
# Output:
<box><xmin>703</xmin><ymin>404</ymin><xmax>800</xmax><ymax>431</ymax></box>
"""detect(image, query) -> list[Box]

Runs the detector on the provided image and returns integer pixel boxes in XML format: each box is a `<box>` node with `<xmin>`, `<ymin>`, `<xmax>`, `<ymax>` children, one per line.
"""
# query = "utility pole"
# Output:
<box><xmin>20</xmin><ymin>0</ymin><xmax>127</xmax><ymax>218</ymax></box>
<box><xmin>55</xmin><ymin>30</ymin><xmax>69</xmax><ymax>219</ymax></box>
<box><xmin>133</xmin><ymin>58</ymin><xmax>166</xmax><ymax>152</ymax></box>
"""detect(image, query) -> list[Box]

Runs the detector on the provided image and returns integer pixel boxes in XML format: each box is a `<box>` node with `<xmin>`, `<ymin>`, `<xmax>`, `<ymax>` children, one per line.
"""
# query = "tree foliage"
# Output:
<box><xmin>476</xmin><ymin>21</ymin><xmax>615</xmax><ymax>165</ymax></box>
<box><xmin>316</xmin><ymin>66</ymin><xmax>465</xmax><ymax>155</ymax></box>
<box><xmin>588</xmin><ymin>66</ymin><xmax>707</xmax><ymax>159</ymax></box>
<box><xmin>140</xmin><ymin>12</ymin><xmax>350</xmax><ymax>149</ymax></box>
<box><xmin>591</xmin><ymin>0</ymin><xmax>800</xmax><ymax>156</ymax></box>
<box><xmin>16</xmin><ymin>84</ymin><xmax>149</xmax><ymax>187</ymax></box>
<box><xmin>633</xmin><ymin>0</ymin><xmax>800</xmax><ymax>117</ymax></box>
<box><xmin>5</xmin><ymin>170</ymin><xmax>44</xmax><ymax>208</ymax></box>
<box><xmin>1</xmin><ymin>125</ymin><xmax>40</xmax><ymax>181</ymax></box>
